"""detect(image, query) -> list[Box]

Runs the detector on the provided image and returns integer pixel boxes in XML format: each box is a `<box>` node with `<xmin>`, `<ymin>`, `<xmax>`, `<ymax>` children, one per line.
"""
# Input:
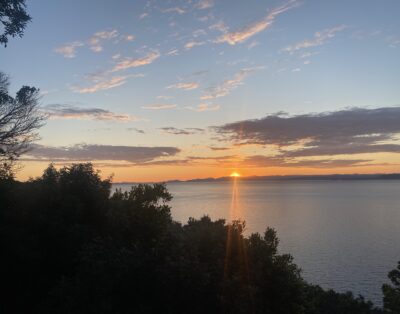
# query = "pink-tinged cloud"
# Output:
<box><xmin>167</xmin><ymin>82</ymin><xmax>199</xmax><ymax>90</ymax></box>
<box><xmin>184</xmin><ymin>41</ymin><xmax>205</xmax><ymax>50</ymax></box>
<box><xmin>112</xmin><ymin>51</ymin><xmax>160</xmax><ymax>72</ymax></box>
<box><xmin>186</xmin><ymin>103</ymin><xmax>220</xmax><ymax>112</ymax></box>
<box><xmin>284</xmin><ymin>25</ymin><xmax>347</xmax><ymax>53</ymax></box>
<box><xmin>71</xmin><ymin>76</ymin><xmax>128</xmax><ymax>93</ymax></box>
<box><xmin>195</xmin><ymin>0</ymin><xmax>214</xmax><ymax>10</ymax></box>
<box><xmin>201</xmin><ymin>67</ymin><xmax>263</xmax><ymax>100</ymax></box>
<box><xmin>141</xmin><ymin>104</ymin><xmax>177</xmax><ymax>110</ymax></box>
<box><xmin>216</xmin><ymin>1</ymin><xmax>298</xmax><ymax>45</ymax></box>
<box><xmin>54</xmin><ymin>41</ymin><xmax>84</xmax><ymax>58</ymax></box>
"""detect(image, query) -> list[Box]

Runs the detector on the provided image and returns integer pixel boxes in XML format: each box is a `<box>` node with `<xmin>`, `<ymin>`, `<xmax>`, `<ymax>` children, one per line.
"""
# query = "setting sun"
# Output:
<box><xmin>230</xmin><ymin>172</ymin><xmax>241</xmax><ymax>177</ymax></box>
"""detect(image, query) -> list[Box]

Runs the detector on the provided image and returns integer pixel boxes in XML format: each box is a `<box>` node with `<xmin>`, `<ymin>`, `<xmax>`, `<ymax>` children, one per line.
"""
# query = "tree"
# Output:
<box><xmin>0</xmin><ymin>163</ymin><xmax>386</xmax><ymax>313</ymax></box>
<box><xmin>382</xmin><ymin>261</ymin><xmax>400</xmax><ymax>313</ymax></box>
<box><xmin>0</xmin><ymin>72</ymin><xmax>45</xmax><ymax>162</ymax></box>
<box><xmin>0</xmin><ymin>0</ymin><xmax>31</xmax><ymax>46</ymax></box>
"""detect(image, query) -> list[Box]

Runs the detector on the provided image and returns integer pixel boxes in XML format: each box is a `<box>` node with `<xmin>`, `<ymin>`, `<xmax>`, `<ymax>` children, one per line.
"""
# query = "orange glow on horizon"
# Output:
<box><xmin>230</xmin><ymin>171</ymin><xmax>241</xmax><ymax>177</ymax></box>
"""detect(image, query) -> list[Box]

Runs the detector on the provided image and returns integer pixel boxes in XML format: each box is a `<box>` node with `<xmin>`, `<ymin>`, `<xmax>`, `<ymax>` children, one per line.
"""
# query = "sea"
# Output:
<box><xmin>113</xmin><ymin>179</ymin><xmax>400</xmax><ymax>306</ymax></box>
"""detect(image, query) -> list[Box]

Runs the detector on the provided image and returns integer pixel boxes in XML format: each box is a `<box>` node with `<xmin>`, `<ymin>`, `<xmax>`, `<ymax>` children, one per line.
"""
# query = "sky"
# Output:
<box><xmin>1</xmin><ymin>0</ymin><xmax>400</xmax><ymax>182</ymax></box>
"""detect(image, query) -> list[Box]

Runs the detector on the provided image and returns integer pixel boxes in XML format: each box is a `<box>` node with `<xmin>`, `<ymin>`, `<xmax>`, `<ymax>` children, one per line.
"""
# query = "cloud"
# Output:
<box><xmin>112</xmin><ymin>51</ymin><xmax>160</xmax><ymax>72</ymax></box>
<box><xmin>201</xmin><ymin>67</ymin><xmax>262</xmax><ymax>99</ymax></box>
<box><xmin>192</xmin><ymin>29</ymin><xmax>207</xmax><ymax>37</ymax></box>
<box><xmin>123</xmin><ymin>34</ymin><xmax>135</xmax><ymax>42</ymax></box>
<box><xmin>188</xmin><ymin>155</ymin><xmax>237</xmax><ymax>161</ymax></box>
<box><xmin>25</xmin><ymin>144</ymin><xmax>180</xmax><ymax>163</ymax></box>
<box><xmin>127</xmin><ymin>128</ymin><xmax>145</xmax><ymax>134</ymax></box>
<box><xmin>166</xmin><ymin>49</ymin><xmax>180</xmax><ymax>56</ymax></box>
<box><xmin>71</xmin><ymin>75</ymin><xmax>128</xmax><ymax>93</ymax></box>
<box><xmin>139</xmin><ymin>12</ymin><xmax>149</xmax><ymax>20</ymax></box>
<box><xmin>387</xmin><ymin>36</ymin><xmax>400</xmax><ymax>48</ymax></box>
<box><xmin>242</xmin><ymin>155</ymin><xmax>372</xmax><ymax>168</ymax></box>
<box><xmin>167</xmin><ymin>82</ymin><xmax>199</xmax><ymax>90</ymax></box>
<box><xmin>195</xmin><ymin>0</ymin><xmax>214</xmax><ymax>10</ymax></box>
<box><xmin>142</xmin><ymin>104</ymin><xmax>177</xmax><ymax>110</ymax></box>
<box><xmin>248</xmin><ymin>41</ymin><xmax>259</xmax><ymax>49</ymax></box>
<box><xmin>160</xmin><ymin>127</ymin><xmax>204</xmax><ymax>135</ymax></box>
<box><xmin>163</xmin><ymin>7</ymin><xmax>186</xmax><ymax>14</ymax></box>
<box><xmin>88</xmin><ymin>30</ymin><xmax>119</xmax><ymax>52</ymax></box>
<box><xmin>184</xmin><ymin>41</ymin><xmax>205</xmax><ymax>50</ymax></box>
<box><xmin>209</xmin><ymin>146</ymin><xmax>230</xmax><ymax>151</ymax></box>
<box><xmin>284</xmin><ymin>25</ymin><xmax>347</xmax><ymax>53</ymax></box>
<box><xmin>214</xmin><ymin>107</ymin><xmax>400</xmax><ymax>158</ymax></box>
<box><xmin>43</xmin><ymin>104</ymin><xmax>136</xmax><ymax>122</ymax></box>
<box><xmin>209</xmin><ymin>21</ymin><xmax>228</xmax><ymax>33</ymax></box>
<box><xmin>54</xmin><ymin>41</ymin><xmax>84</xmax><ymax>58</ymax></box>
<box><xmin>136</xmin><ymin>159</ymin><xmax>192</xmax><ymax>166</ymax></box>
<box><xmin>186</xmin><ymin>103</ymin><xmax>220</xmax><ymax>112</ymax></box>
<box><xmin>157</xmin><ymin>95</ymin><xmax>174</xmax><ymax>100</ymax></box>
<box><xmin>216</xmin><ymin>1</ymin><xmax>298</xmax><ymax>45</ymax></box>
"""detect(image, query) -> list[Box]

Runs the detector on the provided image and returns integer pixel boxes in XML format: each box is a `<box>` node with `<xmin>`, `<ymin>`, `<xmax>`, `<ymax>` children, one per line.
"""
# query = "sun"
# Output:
<box><xmin>230</xmin><ymin>171</ymin><xmax>241</xmax><ymax>177</ymax></box>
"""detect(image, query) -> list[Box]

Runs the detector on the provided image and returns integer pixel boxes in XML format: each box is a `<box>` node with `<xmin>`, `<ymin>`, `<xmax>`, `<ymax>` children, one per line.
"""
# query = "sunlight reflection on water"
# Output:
<box><xmin>114</xmin><ymin>179</ymin><xmax>400</xmax><ymax>306</ymax></box>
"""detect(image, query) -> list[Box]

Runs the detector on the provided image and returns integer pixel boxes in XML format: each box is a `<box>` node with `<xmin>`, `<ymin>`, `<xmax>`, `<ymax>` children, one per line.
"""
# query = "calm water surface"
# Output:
<box><xmin>114</xmin><ymin>180</ymin><xmax>400</xmax><ymax>306</ymax></box>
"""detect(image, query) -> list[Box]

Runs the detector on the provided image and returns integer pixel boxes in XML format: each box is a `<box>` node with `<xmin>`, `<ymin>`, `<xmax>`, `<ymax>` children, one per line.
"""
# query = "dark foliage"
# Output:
<box><xmin>0</xmin><ymin>0</ymin><xmax>31</xmax><ymax>46</ymax></box>
<box><xmin>0</xmin><ymin>72</ymin><xmax>45</xmax><ymax>163</ymax></box>
<box><xmin>0</xmin><ymin>163</ymin><xmax>388</xmax><ymax>313</ymax></box>
<box><xmin>382</xmin><ymin>261</ymin><xmax>400</xmax><ymax>312</ymax></box>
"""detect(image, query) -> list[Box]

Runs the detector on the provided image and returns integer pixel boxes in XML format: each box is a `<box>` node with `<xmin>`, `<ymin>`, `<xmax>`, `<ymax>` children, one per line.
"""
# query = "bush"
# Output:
<box><xmin>0</xmin><ymin>163</ymin><xmax>385</xmax><ymax>313</ymax></box>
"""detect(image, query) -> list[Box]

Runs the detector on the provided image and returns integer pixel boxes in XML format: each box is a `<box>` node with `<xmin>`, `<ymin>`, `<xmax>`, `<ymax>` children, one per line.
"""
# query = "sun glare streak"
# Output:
<box><xmin>223</xmin><ymin>176</ymin><xmax>253</xmax><ymax>310</ymax></box>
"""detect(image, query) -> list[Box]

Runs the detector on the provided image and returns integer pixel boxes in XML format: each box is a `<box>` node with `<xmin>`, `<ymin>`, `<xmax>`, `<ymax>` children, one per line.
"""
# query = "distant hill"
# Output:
<box><xmin>115</xmin><ymin>173</ymin><xmax>400</xmax><ymax>185</ymax></box>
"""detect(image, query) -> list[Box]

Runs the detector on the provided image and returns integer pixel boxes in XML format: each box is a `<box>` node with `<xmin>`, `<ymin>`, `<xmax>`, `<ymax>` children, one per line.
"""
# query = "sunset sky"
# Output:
<box><xmin>2</xmin><ymin>0</ymin><xmax>400</xmax><ymax>182</ymax></box>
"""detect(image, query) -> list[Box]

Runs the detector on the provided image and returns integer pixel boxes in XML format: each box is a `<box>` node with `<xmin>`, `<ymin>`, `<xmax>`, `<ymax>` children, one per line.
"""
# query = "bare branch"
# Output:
<box><xmin>0</xmin><ymin>72</ymin><xmax>46</xmax><ymax>162</ymax></box>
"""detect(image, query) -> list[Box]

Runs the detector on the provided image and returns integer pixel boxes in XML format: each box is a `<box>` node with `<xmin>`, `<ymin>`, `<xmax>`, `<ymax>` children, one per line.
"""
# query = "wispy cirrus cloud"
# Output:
<box><xmin>242</xmin><ymin>155</ymin><xmax>373</xmax><ymax>168</ymax></box>
<box><xmin>55</xmin><ymin>29</ymin><xmax>133</xmax><ymax>57</ymax></box>
<box><xmin>71</xmin><ymin>75</ymin><xmax>128</xmax><ymax>93</ymax></box>
<box><xmin>209</xmin><ymin>21</ymin><xmax>228</xmax><ymax>33</ymax></box>
<box><xmin>201</xmin><ymin>67</ymin><xmax>262</xmax><ymax>100</ymax></box>
<box><xmin>25</xmin><ymin>144</ymin><xmax>180</xmax><ymax>163</ymax></box>
<box><xmin>215</xmin><ymin>1</ymin><xmax>298</xmax><ymax>45</ymax></box>
<box><xmin>184</xmin><ymin>41</ymin><xmax>205</xmax><ymax>50</ymax></box>
<box><xmin>54</xmin><ymin>41</ymin><xmax>84</xmax><ymax>58</ymax></box>
<box><xmin>195</xmin><ymin>0</ymin><xmax>214</xmax><ymax>10</ymax></box>
<box><xmin>209</xmin><ymin>146</ymin><xmax>230</xmax><ymax>151</ymax></box>
<box><xmin>160</xmin><ymin>127</ymin><xmax>204</xmax><ymax>135</ymax></box>
<box><xmin>127</xmin><ymin>128</ymin><xmax>145</xmax><ymax>134</ymax></box>
<box><xmin>88</xmin><ymin>29</ymin><xmax>119</xmax><ymax>52</ymax></box>
<box><xmin>186</xmin><ymin>103</ymin><xmax>220</xmax><ymax>112</ymax></box>
<box><xmin>138</xmin><ymin>12</ymin><xmax>148</xmax><ymax>20</ymax></box>
<box><xmin>162</xmin><ymin>7</ymin><xmax>186</xmax><ymax>14</ymax></box>
<box><xmin>283</xmin><ymin>25</ymin><xmax>347</xmax><ymax>53</ymax></box>
<box><xmin>112</xmin><ymin>51</ymin><xmax>160</xmax><ymax>72</ymax></box>
<box><xmin>167</xmin><ymin>82</ymin><xmax>199</xmax><ymax>90</ymax></box>
<box><xmin>122</xmin><ymin>34</ymin><xmax>135</xmax><ymax>42</ymax></box>
<box><xmin>43</xmin><ymin>104</ymin><xmax>137</xmax><ymax>122</ymax></box>
<box><xmin>141</xmin><ymin>104</ymin><xmax>177</xmax><ymax>110</ymax></box>
<box><xmin>166</xmin><ymin>48</ymin><xmax>180</xmax><ymax>56</ymax></box>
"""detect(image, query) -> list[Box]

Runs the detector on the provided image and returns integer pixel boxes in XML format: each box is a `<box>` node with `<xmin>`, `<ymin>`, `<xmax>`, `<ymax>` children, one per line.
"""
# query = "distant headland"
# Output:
<box><xmin>115</xmin><ymin>173</ymin><xmax>400</xmax><ymax>185</ymax></box>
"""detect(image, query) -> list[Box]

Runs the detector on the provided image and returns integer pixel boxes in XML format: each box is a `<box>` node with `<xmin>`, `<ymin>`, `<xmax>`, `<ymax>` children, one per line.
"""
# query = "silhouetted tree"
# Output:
<box><xmin>0</xmin><ymin>0</ymin><xmax>31</xmax><ymax>46</ymax></box>
<box><xmin>0</xmin><ymin>72</ymin><xmax>45</xmax><ymax>163</ymax></box>
<box><xmin>0</xmin><ymin>163</ymin><xmax>387</xmax><ymax>313</ymax></box>
<box><xmin>382</xmin><ymin>261</ymin><xmax>400</xmax><ymax>312</ymax></box>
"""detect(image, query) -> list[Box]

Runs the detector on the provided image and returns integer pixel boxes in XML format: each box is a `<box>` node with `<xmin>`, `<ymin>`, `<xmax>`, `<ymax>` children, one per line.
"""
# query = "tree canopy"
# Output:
<box><xmin>0</xmin><ymin>72</ymin><xmax>45</xmax><ymax>163</ymax></box>
<box><xmin>0</xmin><ymin>0</ymin><xmax>31</xmax><ymax>46</ymax></box>
<box><xmin>0</xmin><ymin>163</ymin><xmax>391</xmax><ymax>313</ymax></box>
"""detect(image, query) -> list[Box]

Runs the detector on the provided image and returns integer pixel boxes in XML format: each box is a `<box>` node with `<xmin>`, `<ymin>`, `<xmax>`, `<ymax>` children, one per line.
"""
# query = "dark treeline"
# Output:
<box><xmin>1</xmin><ymin>163</ymin><xmax>399</xmax><ymax>313</ymax></box>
